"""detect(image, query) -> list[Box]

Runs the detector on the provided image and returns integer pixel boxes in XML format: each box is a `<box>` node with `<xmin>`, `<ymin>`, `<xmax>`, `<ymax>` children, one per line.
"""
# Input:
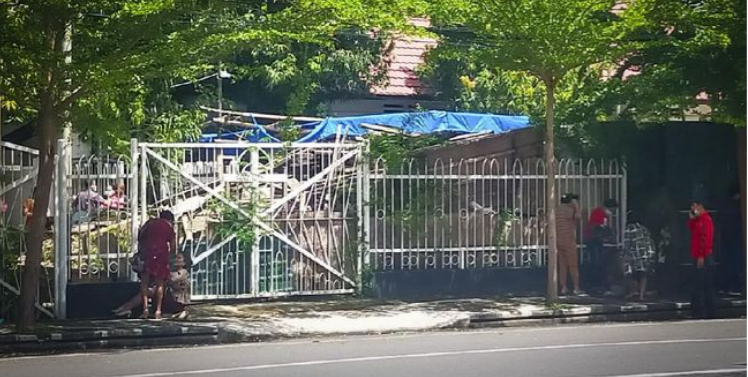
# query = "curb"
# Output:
<box><xmin>1</xmin><ymin>299</ymin><xmax>744</xmax><ymax>355</ymax></box>
<box><xmin>0</xmin><ymin>325</ymin><xmax>219</xmax><ymax>355</ymax></box>
<box><xmin>467</xmin><ymin>301</ymin><xmax>746</xmax><ymax>328</ymax></box>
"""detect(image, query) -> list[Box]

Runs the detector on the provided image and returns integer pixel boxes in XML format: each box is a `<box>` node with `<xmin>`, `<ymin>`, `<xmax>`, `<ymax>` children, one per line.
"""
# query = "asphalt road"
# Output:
<box><xmin>1</xmin><ymin>319</ymin><xmax>746</xmax><ymax>377</ymax></box>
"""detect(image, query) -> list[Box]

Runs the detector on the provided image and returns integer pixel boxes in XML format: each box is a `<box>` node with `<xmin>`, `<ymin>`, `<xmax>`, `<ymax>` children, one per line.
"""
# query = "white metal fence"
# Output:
<box><xmin>369</xmin><ymin>158</ymin><xmax>626</xmax><ymax>271</ymax></box>
<box><xmin>49</xmin><ymin>138</ymin><xmax>626</xmax><ymax>316</ymax></box>
<box><xmin>1</xmin><ymin>141</ymin><xmax>39</xmax><ymax>229</ymax></box>
<box><xmin>1</xmin><ymin>141</ymin><xmax>56</xmax><ymax>319</ymax></box>
<box><xmin>61</xmin><ymin>151</ymin><xmax>134</xmax><ymax>282</ymax></box>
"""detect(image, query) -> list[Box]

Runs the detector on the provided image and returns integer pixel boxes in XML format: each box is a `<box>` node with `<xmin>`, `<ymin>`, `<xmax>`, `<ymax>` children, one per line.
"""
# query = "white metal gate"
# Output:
<box><xmin>134</xmin><ymin>140</ymin><xmax>365</xmax><ymax>299</ymax></box>
<box><xmin>53</xmin><ymin>139</ymin><xmax>135</xmax><ymax>318</ymax></box>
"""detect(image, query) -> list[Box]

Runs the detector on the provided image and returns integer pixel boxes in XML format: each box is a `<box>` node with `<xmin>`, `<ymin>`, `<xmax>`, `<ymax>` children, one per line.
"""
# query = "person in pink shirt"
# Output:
<box><xmin>105</xmin><ymin>183</ymin><xmax>127</xmax><ymax>210</ymax></box>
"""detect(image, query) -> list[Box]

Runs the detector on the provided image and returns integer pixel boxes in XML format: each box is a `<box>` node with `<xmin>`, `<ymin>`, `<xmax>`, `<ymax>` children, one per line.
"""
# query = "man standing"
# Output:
<box><xmin>557</xmin><ymin>193</ymin><xmax>583</xmax><ymax>296</ymax></box>
<box><xmin>688</xmin><ymin>198</ymin><xmax>715</xmax><ymax>319</ymax></box>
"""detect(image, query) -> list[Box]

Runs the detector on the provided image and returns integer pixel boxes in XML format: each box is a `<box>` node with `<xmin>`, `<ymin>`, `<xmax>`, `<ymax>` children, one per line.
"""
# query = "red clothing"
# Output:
<box><xmin>688</xmin><ymin>212</ymin><xmax>714</xmax><ymax>259</ymax></box>
<box><xmin>139</xmin><ymin>218</ymin><xmax>175</xmax><ymax>280</ymax></box>
<box><xmin>586</xmin><ymin>207</ymin><xmax>608</xmax><ymax>239</ymax></box>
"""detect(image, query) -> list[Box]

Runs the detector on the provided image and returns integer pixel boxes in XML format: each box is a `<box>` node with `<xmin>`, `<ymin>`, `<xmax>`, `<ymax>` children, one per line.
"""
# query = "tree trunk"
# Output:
<box><xmin>544</xmin><ymin>76</ymin><xmax>558</xmax><ymax>303</ymax></box>
<box><xmin>16</xmin><ymin>97</ymin><xmax>57</xmax><ymax>331</ymax></box>
<box><xmin>16</xmin><ymin>21</ymin><xmax>64</xmax><ymax>331</ymax></box>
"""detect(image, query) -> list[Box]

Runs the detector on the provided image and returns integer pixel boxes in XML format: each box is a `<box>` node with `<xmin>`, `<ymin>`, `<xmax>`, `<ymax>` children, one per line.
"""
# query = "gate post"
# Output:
<box><xmin>356</xmin><ymin>140</ymin><xmax>371</xmax><ymax>289</ymax></box>
<box><xmin>250</xmin><ymin>148</ymin><xmax>260</xmax><ymax>296</ymax></box>
<box><xmin>140</xmin><ymin>144</ymin><xmax>148</xmax><ymax>224</ymax></box>
<box><xmin>130</xmin><ymin>139</ymin><xmax>139</xmax><ymax>261</ymax></box>
<box><xmin>54</xmin><ymin>139</ymin><xmax>69</xmax><ymax>319</ymax></box>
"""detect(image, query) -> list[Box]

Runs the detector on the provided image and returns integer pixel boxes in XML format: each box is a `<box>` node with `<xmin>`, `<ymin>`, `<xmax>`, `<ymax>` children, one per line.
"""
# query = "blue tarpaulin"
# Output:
<box><xmin>199</xmin><ymin>111</ymin><xmax>530</xmax><ymax>143</ymax></box>
<box><xmin>297</xmin><ymin>111</ymin><xmax>530</xmax><ymax>142</ymax></box>
<box><xmin>198</xmin><ymin>127</ymin><xmax>279</xmax><ymax>143</ymax></box>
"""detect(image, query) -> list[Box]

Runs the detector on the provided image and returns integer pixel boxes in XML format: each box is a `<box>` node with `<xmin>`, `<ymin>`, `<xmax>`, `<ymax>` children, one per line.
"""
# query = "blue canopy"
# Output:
<box><xmin>199</xmin><ymin>111</ymin><xmax>530</xmax><ymax>143</ymax></box>
<box><xmin>297</xmin><ymin>111</ymin><xmax>530</xmax><ymax>142</ymax></box>
<box><xmin>198</xmin><ymin>127</ymin><xmax>279</xmax><ymax>143</ymax></box>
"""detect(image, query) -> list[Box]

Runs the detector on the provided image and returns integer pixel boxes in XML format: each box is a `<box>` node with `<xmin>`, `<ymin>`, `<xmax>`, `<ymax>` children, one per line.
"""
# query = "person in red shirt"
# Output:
<box><xmin>138</xmin><ymin>210</ymin><xmax>177</xmax><ymax>320</ymax></box>
<box><xmin>688</xmin><ymin>198</ymin><xmax>715</xmax><ymax>319</ymax></box>
<box><xmin>586</xmin><ymin>198</ymin><xmax>618</xmax><ymax>290</ymax></box>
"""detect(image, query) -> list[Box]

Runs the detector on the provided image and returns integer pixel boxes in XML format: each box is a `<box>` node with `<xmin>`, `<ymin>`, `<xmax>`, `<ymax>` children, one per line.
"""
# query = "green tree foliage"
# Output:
<box><xmin>597</xmin><ymin>0</ymin><xmax>746</xmax><ymax>126</ymax></box>
<box><xmin>220</xmin><ymin>28</ymin><xmax>392</xmax><ymax>117</ymax></box>
<box><xmin>421</xmin><ymin>47</ymin><xmax>612</xmax><ymax>128</ymax></box>
<box><xmin>0</xmin><ymin>0</ymin><xmax>422</xmax><ymax>330</ymax></box>
<box><xmin>424</xmin><ymin>0</ymin><xmax>745</xmax><ymax>129</ymax></box>
<box><xmin>425</xmin><ymin>0</ymin><xmax>634</xmax><ymax>301</ymax></box>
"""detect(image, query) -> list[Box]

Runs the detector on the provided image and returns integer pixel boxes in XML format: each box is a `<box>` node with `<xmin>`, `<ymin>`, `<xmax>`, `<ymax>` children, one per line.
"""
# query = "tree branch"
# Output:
<box><xmin>55</xmin><ymin>86</ymin><xmax>87</xmax><ymax>111</ymax></box>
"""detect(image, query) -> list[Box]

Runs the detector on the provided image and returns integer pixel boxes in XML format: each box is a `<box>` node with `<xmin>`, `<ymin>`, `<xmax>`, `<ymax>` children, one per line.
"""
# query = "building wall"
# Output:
<box><xmin>416</xmin><ymin>127</ymin><xmax>543</xmax><ymax>164</ymax></box>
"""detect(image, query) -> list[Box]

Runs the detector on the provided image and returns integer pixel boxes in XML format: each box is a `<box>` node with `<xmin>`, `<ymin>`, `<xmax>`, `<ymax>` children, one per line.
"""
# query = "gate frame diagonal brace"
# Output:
<box><xmin>142</xmin><ymin>147</ymin><xmax>356</xmax><ymax>287</ymax></box>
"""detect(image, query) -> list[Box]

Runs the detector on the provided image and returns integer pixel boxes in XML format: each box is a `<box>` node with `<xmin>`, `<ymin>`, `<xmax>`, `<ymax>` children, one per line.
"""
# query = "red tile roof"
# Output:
<box><xmin>371</xmin><ymin>18</ymin><xmax>438</xmax><ymax>97</ymax></box>
<box><xmin>374</xmin><ymin>12</ymin><xmax>710</xmax><ymax>104</ymax></box>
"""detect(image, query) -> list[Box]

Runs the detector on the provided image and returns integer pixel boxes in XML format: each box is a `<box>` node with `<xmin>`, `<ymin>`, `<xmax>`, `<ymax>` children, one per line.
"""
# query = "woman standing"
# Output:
<box><xmin>623</xmin><ymin>220</ymin><xmax>656</xmax><ymax>301</ymax></box>
<box><xmin>138</xmin><ymin>210</ymin><xmax>176</xmax><ymax>319</ymax></box>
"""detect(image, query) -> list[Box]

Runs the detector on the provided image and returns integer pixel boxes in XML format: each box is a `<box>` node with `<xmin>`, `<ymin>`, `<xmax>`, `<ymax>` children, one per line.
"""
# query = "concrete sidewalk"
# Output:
<box><xmin>1</xmin><ymin>294</ymin><xmax>745</xmax><ymax>355</ymax></box>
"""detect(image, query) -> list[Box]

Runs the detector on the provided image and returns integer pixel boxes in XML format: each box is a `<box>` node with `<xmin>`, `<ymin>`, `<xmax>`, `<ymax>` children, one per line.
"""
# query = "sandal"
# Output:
<box><xmin>113</xmin><ymin>309</ymin><xmax>132</xmax><ymax>318</ymax></box>
<box><xmin>154</xmin><ymin>311</ymin><xmax>162</xmax><ymax>320</ymax></box>
<box><xmin>171</xmin><ymin>311</ymin><xmax>189</xmax><ymax>321</ymax></box>
<box><xmin>139</xmin><ymin>310</ymin><xmax>149</xmax><ymax>319</ymax></box>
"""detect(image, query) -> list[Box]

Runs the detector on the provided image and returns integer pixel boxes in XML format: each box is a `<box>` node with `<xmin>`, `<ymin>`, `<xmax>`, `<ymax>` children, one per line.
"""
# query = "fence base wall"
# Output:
<box><xmin>66</xmin><ymin>282</ymin><xmax>140</xmax><ymax>319</ymax></box>
<box><xmin>370</xmin><ymin>263</ymin><xmax>606</xmax><ymax>300</ymax></box>
<box><xmin>371</xmin><ymin>268</ymin><xmax>546</xmax><ymax>300</ymax></box>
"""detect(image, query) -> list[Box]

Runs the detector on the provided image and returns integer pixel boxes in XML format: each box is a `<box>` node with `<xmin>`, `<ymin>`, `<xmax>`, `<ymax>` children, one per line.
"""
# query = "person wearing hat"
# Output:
<box><xmin>688</xmin><ymin>197</ymin><xmax>715</xmax><ymax>319</ymax></box>
<box><xmin>557</xmin><ymin>193</ymin><xmax>584</xmax><ymax>296</ymax></box>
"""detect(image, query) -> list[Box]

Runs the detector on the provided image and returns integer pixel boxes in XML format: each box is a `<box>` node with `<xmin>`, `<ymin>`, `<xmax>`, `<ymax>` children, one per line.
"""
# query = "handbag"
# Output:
<box><xmin>130</xmin><ymin>250</ymin><xmax>145</xmax><ymax>273</ymax></box>
<box><xmin>131</xmin><ymin>220</ymin><xmax>152</xmax><ymax>273</ymax></box>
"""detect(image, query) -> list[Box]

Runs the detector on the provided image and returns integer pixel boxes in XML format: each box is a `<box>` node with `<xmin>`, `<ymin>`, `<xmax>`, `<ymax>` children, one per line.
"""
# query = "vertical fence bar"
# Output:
<box><xmin>130</xmin><ymin>139</ymin><xmax>139</xmax><ymax>264</ymax></box>
<box><xmin>356</xmin><ymin>144</ymin><xmax>365</xmax><ymax>287</ymax></box>
<box><xmin>54</xmin><ymin>139</ymin><xmax>69</xmax><ymax>319</ymax></box>
<box><xmin>140</xmin><ymin>145</ymin><xmax>147</xmax><ymax>224</ymax></box>
<box><xmin>250</xmin><ymin>148</ymin><xmax>260</xmax><ymax>296</ymax></box>
<box><xmin>362</xmin><ymin>142</ymin><xmax>372</xmax><ymax>283</ymax></box>
<box><xmin>621</xmin><ymin>164</ymin><xmax>628</xmax><ymax>246</ymax></box>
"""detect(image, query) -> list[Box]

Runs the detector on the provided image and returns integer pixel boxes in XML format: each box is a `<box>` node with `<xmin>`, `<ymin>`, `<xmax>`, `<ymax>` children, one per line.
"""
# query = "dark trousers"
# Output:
<box><xmin>691</xmin><ymin>257</ymin><xmax>716</xmax><ymax>319</ymax></box>
<box><xmin>587</xmin><ymin>239</ymin><xmax>605</xmax><ymax>288</ymax></box>
<box><xmin>587</xmin><ymin>239</ymin><xmax>620</xmax><ymax>290</ymax></box>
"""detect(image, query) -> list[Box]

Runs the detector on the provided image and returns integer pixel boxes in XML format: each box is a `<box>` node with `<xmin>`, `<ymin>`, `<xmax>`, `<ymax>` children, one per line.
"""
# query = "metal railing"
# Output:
<box><xmin>1</xmin><ymin>141</ymin><xmax>39</xmax><ymax>229</ymax></box>
<box><xmin>1</xmin><ymin>141</ymin><xmax>55</xmax><ymax>319</ymax></box>
<box><xmin>49</xmin><ymin>138</ymin><xmax>627</xmax><ymax>314</ymax></box>
<box><xmin>369</xmin><ymin>157</ymin><xmax>626</xmax><ymax>271</ymax></box>
<box><xmin>57</xmin><ymin>144</ymin><xmax>135</xmax><ymax>284</ymax></box>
